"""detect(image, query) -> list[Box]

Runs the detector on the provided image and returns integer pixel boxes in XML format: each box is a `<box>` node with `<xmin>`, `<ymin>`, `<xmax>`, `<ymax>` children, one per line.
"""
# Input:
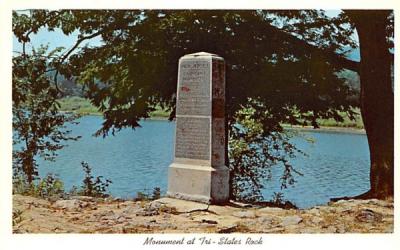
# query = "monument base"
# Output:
<box><xmin>167</xmin><ymin>163</ymin><xmax>230</xmax><ymax>204</ymax></box>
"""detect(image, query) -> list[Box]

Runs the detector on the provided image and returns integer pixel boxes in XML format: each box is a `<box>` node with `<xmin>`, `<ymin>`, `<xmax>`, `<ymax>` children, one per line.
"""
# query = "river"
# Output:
<box><xmin>34</xmin><ymin>116</ymin><xmax>370</xmax><ymax>208</ymax></box>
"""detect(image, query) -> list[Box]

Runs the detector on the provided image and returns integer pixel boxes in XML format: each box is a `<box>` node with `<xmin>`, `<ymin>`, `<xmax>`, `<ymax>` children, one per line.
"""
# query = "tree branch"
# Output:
<box><xmin>267</xmin><ymin>23</ymin><xmax>361</xmax><ymax>73</ymax></box>
<box><xmin>53</xmin><ymin>30</ymin><xmax>103</xmax><ymax>95</ymax></box>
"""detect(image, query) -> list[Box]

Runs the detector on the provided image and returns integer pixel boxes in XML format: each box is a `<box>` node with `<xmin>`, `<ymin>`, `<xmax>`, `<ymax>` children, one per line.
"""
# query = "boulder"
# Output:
<box><xmin>281</xmin><ymin>215</ymin><xmax>303</xmax><ymax>226</ymax></box>
<box><xmin>52</xmin><ymin>199</ymin><xmax>88</xmax><ymax>210</ymax></box>
<box><xmin>69</xmin><ymin>196</ymin><xmax>94</xmax><ymax>202</ymax></box>
<box><xmin>232</xmin><ymin>210</ymin><xmax>257</xmax><ymax>218</ymax></box>
<box><xmin>356</xmin><ymin>209</ymin><xmax>383</xmax><ymax>223</ymax></box>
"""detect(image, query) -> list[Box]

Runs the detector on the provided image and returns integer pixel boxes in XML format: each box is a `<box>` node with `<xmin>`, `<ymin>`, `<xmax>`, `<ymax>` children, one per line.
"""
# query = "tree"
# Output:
<box><xmin>13</xmin><ymin>10</ymin><xmax>363</xmax><ymax>201</ymax></box>
<box><xmin>259</xmin><ymin>10</ymin><xmax>394</xmax><ymax>200</ymax></box>
<box><xmin>12</xmin><ymin>46</ymin><xmax>80</xmax><ymax>183</ymax></box>
<box><xmin>340</xmin><ymin>10</ymin><xmax>394</xmax><ymax>199</ymax></box>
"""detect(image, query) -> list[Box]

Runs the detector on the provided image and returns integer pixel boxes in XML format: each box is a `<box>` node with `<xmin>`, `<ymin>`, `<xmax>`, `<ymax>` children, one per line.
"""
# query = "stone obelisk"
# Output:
<box><xmin>167</xmin><ymin>52</ymin><xmax>229</xmax><ymax>204</ymax></box>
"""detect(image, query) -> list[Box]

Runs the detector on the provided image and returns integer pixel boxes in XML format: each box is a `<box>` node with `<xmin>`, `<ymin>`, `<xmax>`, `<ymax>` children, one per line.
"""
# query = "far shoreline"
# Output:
<box><xmin>283</xmin><ymin>125</ymin><xmax>366</xmax><ymax>135</ymax></box>
<box><xmin>60</xmin><ymin>110</ymin><xmax>366</xmax><ymax>135</ymax></box>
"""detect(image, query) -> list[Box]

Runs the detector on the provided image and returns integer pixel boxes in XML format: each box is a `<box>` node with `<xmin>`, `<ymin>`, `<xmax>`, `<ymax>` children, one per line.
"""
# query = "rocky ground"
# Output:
<box><xmin>12</xmin><ymin>194</ymin><xmax>393</xmax><ymax>233</ymax></box>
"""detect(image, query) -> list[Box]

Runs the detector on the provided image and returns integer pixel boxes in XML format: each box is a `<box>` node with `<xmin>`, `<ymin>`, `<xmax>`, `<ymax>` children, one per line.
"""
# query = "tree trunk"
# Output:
<box><xmin>345</xmin><ymin>10</ymin><xmax>394</xmax><ymax>199</ymax></box>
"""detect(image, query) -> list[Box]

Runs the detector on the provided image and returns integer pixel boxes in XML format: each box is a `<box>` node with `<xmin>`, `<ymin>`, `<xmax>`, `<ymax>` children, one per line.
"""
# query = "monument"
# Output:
<box><xmin>167</xmin><ymin>52</ymin><xmax>230</xmax><ymax>204</ymax></box>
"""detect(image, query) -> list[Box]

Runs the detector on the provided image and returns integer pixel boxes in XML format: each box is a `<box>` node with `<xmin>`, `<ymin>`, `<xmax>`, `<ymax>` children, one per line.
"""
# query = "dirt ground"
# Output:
<box><xmin>12</xmin><ymin>194</ymin><xmax>393</xmax><ymax>233</ymax></box>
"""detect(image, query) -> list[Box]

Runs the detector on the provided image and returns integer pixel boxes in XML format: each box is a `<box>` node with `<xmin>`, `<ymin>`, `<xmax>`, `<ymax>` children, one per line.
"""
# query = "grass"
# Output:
<box><xmin>316</xmin><ymin>113</ymin><xmax>364</xmax><ymax>129</ymax></box>
<box><xmin>281</xmin><ymin>108</ymin><xmax>364</xmax><ymax>130</ymax></box>
<box><xmin>58</xmin><ymin>96</ymin><xmax>364</xmax><ymax>129</ymax></box>
<box><xmin>58</xmin><ymin>96</ymin><xmax>170</xmax><ymax>118</ymax></box>
<box><xmin>58</xmin><ymin>96</ymin><xmax>101</xmax><ymax>115</ymax></box>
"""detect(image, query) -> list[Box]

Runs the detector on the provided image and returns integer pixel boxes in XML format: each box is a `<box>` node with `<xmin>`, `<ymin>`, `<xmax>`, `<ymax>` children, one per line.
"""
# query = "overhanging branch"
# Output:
<box><xmin>267</xmin><ymin>24</ymin><xmax>361</xmax><ymax>73</ymax></box>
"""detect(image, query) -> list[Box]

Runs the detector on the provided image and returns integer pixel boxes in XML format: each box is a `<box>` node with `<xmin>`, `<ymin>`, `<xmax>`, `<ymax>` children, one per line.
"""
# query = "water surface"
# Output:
<box><xmin>35</xmin><ymin>116</ymin><xmax>370</xmax><ymax>208</ymax></box>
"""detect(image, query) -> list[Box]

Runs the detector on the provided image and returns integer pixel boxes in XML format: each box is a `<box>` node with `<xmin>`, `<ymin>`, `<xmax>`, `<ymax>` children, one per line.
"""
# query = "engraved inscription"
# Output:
<box><xmin>176</xmin><ymin>60</ymin><xmax>211</xmax><ymax>116</ymax></box>
<box><xmin>175</xmin><ymin>117</ymin><xmax>210</xmax><ymax>160</ymax></box>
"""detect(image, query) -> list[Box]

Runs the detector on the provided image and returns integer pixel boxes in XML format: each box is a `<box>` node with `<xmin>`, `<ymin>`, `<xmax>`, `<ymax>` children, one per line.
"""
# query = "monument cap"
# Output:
<box><xmin>182</xmin><ymin>52</ymin><xmax>223</xmax><ymax>60</ymax></box>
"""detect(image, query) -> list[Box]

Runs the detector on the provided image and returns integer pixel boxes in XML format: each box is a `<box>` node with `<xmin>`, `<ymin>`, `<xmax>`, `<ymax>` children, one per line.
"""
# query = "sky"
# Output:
<box><xmin>12</xmin><ymin>9</ymin><xmax>360</xmax><ymax>61</ymax></box>
<box><xmin>12</xmin><ymin>28</ymin><xmax>103</xmax><ymax>55</ymax></box>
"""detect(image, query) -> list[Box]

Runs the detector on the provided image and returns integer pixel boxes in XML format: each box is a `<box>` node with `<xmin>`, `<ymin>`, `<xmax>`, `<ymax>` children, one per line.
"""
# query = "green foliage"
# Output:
<box><xmin>12</xmin><ymin>10</ymin><xmax>360</xmax><ymax>135</ymax></box>
<box><xmin>12</xmin><ymin>162</ymin><xmax>114</xmax><ymax>199</ymax></box>
<box><xmin>58</xmin><ymin>96</ymin><xmax>170</xmax><ymax>118</ymax></box>
<box><xmin>36</xmin><ymin>173</ymin><xmax>65</xmax><ymax>198</ymax></box>
<box><xmin>152</xmin><ymin>187</ymin><xmax>161</xmax><ymax>200</ymax></box>
<box><xmin>12</xmin><ymin>10</ymin><xmax>371</xmax><ymax>201</ymax></box>
<box><xmin>258</xmin><ymin>192</ymin><xmax>298</xmax><ymax>209</ymax></box>
<box><xmin>12</xmin><ymin>173</ymin><xmax>65</xmax><ymax>199</ymax></box>
<box><xmin>12</xmin><ymin>46</ymin><xmax>81</xmax><ymax>183</ymax></box>
<box><xmin>58</xmin><ymin>96</ymin><xmax>101</xmax><ymax>115</ymax></box>
<box><xmin>12</xmin><ymin>174</ymin><xmax>31</xmax><ymax>195</ymax></box>
<box><xmin>229</xmin><ymin>100</ymin><xmax>304</xmax><ymax>202</ymax></box>
<box><xmin>270</xmin><ymin>192</ymin><xmax>285</xmax><ymax>204</ymax></box>
<box><xmin>316</xmin><ymin>109</ymin><xmax>363</xmax><ymax>129</ymax></box>
<box><xmin>79</xmin><ymin>161</ymin><xmax>112</xmax><ymax>198</ymax></box>
<box><xmin>135</xmin><ymin>191</ymin><xmax>149</xmax><ymax>201</ymax></box>
<box><xmin>135</xmin><ymin>187</ymin><xmax>162</xmax><ymax>201</ymax></box>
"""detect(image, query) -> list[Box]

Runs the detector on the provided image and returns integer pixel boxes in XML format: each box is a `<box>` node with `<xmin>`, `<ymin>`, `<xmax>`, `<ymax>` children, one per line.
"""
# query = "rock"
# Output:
<box><xmin>217</xmin><ymin>224</ymin><xmax>238</xmax><ymax>233</ymax></box>
<box><xmin>146</xmin><ymin>200</ymin><xmax>164</xmax><ymax>211</ymax></box>
<box><xmin>159</xmin><ymin>223</ymin><xmax>178</xmax><ymax>230</ymax></box>
<box><xmin>367</xmin><ymin>199</ymin><xmax>391</xmax><ymax>207</ymax></box>
<box><xmin>336</xmin><ymin>224</ymin><xmax>346</xmax><ymax>233</ymax></box>
<box><xmin>198</xmin><ymin>223</ymin><xmax>216</xmax><ymax>229</ymax></box>
<box><xmin>383</xmin><ymin>225</ymin><xmax>394</xmax><ymax>233</ymax></box>
<box><xmin>201</xmin><ymin>219</ymin><xmax>218</xmax><ymax>224</ymax></box>
<box><xmin>150</xmin><ymin>198</ymin><xmax>208</xmax><ymax>213</ymax></box>
<box><xmin>232</xmin><ymin>210</ymin><xmax>257</xmax><ymax>218</ymax></box>
<box><xmin>96</xmin><ymin>210</ymin><xmax>115</xmax><ymax>218</ymax></box>
<box><xmin>310</xmin><ymin>216</ymin><xmax>323</xmax><ymax>224</ymax></box>
<box><xmin>122</xmin><ymin>206</ymin><xmax>142</xmax><ymax>215</ymax></box>
<box><xmin>356</xmin><ymin>209</ymin><xmax>383</xmax><ymax>223</ymax></box>
<box><xmin>11</xmin><ymin>194</ymin><xmax>394</xmax><ymax>234</ymax></box>
<box><xmin>334</xmin><ymin>199</ymin><xmax>349</xmax><ymax>205</ymax></box>
<box><xmin>281</xmin><ymin>215</ymin><xmax>303</xmax><ymax>226</ymax></box>
<box><xmin>324</xmin><ymin>226</ymin><xmax>338</xmax><ymax>233</ymax></box>
<box><xmin>52</xmin><ymin>199</ymin><xmax>88</xmax><ymax>210</ymax></box>
<box><xmin>257</xmin><ymin>216</ymin><xmax>274</xmax><ymax>224</ymax></box>
<box><xmin>257</xmin><ymin>207</ymin><xmax>284</xmax><ymax>214</ymax></box>
<box><xmin>308</xmin><ymin>208</ymin><xmax>321</xmax><ymax>215</ymax></box>
<box><xmin>193</xmin><ymin>214</ymin><xmax>221</xmax><ymax>225</ymax></box>
<box><xmin>327</xmin><ymin>207</ymin><xmax>337</xmax><ymax>213</ymax></box>
<box><xmin>229</xmin><ymin>200</ymin><xmax>252</xmax><ymax>208</ymax></box>
<box><xmin>70</xmin><ymin>196</ymin><xmax>94</xmax><ymax>202</ymax></box>
<box><xmin>298</xmin><ymin>228</ymin><xmax>322</xmax><ymax>233</ymax></box>
<box><xmin>136</xmin><ymin>206</ymin><xmax>159</xmax><ymax>216</ymax></box>
<box><xmin>113</xmin><ymin>197</ymin><xmax>124</xmax><ymax>202</ymax></box>
<box><xmin>116</xmin><ymin>216</ymin><xmax>128</xmax><ymax>223</ymax></box>
<box><xmin>244</xmin><ymin>216</ymin><xmax>273</xmax><ymax>229</ymax></box>
<box><xmin>103</xmin><ymin>197</ymin><xmax>114</xmax><ymax>203</ymax></box>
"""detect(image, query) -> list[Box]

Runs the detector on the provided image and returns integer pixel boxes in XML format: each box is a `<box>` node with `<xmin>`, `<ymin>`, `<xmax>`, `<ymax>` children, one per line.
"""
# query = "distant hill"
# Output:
<box><xmin>46</xmin><ymin>71</ymin><xmax>84</xmax><ymax>97</ymax></box>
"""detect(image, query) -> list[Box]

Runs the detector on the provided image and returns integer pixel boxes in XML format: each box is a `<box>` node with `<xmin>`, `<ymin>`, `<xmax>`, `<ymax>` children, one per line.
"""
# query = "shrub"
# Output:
<box><xmin>229</xmin><ymin>100</ymin><xmax>305</xmax><ymax>203</ymax></box>
<box><xmin>36</xmin><ymin>173</ymin><xmax>65</xmax><ymax>198</ymax></box>
<box><xmin>135</xmin><ymin>187</ymin><xmax>161</xmax><ymax>201</ymax></box>
<box><xmin>152</xmin><ymin>187</ymin><xmax>161</xmax><ymax>200</ymax></box>
<box><xmin>12</xmin><ymin>47</ymin><xmax>80</xmax><ymax>184</ymax></box>
<box><xmin>79</xmin><ymin>161</ymin><xmax>112</xmax><ymax>198</ymax></box>
<box><xmin>12</xmin><ymin>173</ymin><xmax>65</xmax><ymax>199</ymax></box>
<box><xmin>12</xmin><ymin>174</ymin><xmax>32</xmax><ymax>195</ymax></box>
